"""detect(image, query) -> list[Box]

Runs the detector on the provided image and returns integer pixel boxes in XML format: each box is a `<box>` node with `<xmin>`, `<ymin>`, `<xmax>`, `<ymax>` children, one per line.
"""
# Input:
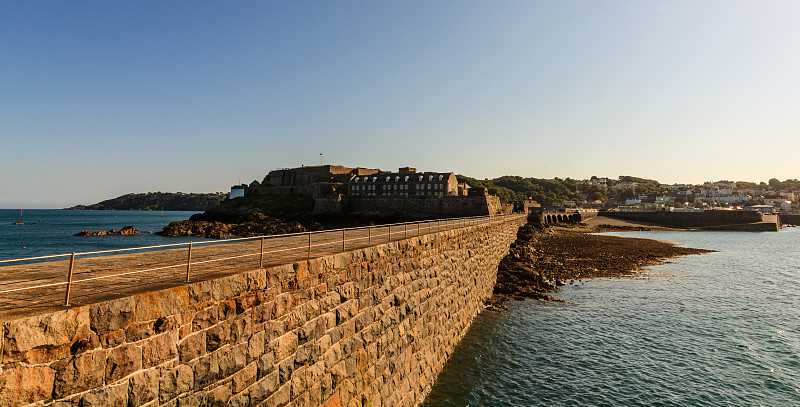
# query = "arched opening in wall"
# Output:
<box><xmin>556</xmin><ymin>215</ymin><xmax>562</xmax><ymax>222</ymax></box>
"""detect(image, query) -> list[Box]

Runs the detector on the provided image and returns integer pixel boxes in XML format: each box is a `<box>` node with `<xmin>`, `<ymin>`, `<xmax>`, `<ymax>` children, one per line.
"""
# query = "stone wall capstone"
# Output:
<box><xmin>0</xmin><ymin>217</ymin><xmax>524</xmax><ymax>407</ymax></box>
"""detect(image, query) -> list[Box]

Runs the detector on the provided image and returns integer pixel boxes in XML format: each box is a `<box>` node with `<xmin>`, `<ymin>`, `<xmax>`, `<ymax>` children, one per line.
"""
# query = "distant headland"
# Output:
<box><xmin>64</xmin><ymin>192</ymin><xmax>227</xmax><ymax>211</ymax></box>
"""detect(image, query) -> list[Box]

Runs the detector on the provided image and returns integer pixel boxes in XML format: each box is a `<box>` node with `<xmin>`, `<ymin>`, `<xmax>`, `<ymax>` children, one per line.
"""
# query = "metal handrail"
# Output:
<box><xmin>0</xmin><ymin>213</ymin><xmax>524</xmax><ymax>306</ymax></box>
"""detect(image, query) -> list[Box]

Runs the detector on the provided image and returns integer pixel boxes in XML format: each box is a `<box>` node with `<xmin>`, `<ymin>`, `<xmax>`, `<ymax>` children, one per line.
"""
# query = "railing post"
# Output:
<box><xmin>259</xmin><ymin>236</ymin><xmax>265</xmax><ymax>268</ymax></box>
<box><xmin>307</xmin><ymin>233</ymin><xmax>311</xmax><ymax>259</ymax></box>
<box><xmin>185</xmin><ymin>242</ymin><xmax>193</xmax><ymax>283</ymax></box>
<box><xmin>64</xmin><ymin>252</ymin><xmax>76</xmax><ymax>306</ymax></box>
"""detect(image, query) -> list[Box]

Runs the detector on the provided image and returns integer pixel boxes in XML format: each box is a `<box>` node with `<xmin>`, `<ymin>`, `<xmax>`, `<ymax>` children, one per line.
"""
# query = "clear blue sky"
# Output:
<box><xmin>2</xmin><ymin>1</ymin><xmax>799</xmax><ymax>208</ymax></box>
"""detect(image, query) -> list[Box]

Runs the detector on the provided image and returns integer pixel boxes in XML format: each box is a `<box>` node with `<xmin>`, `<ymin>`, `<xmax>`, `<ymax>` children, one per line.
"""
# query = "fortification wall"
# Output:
<box><xmin>0</xmin><ymin>217</ymin><xmax>524</xmax><ymax>407</ymax></box>
<box><xmin>348</xmin><ymin>196</ymin><xmax>501</xmax><ymax>218</ymax></box>
<box><xmin>600</xmin><ymin>210</ymin><xmax>762</xmax><ymax>227</ymax></box>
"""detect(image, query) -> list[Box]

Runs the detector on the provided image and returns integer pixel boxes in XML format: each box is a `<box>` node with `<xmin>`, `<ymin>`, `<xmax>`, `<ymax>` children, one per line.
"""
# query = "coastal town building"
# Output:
<box><xmin>348</xmin><ymin>169</ymin><xmax>458</xmax><ymax>198</ymax></box>
<box><xmin>228</xmin><ymin>168</ymin><xmax>799</xmax><ymax>215</ymax></box>
<box><xmin>231</xmin><ymin>164</ymin><xmax>500</xmax><ymax>217</ymax></box>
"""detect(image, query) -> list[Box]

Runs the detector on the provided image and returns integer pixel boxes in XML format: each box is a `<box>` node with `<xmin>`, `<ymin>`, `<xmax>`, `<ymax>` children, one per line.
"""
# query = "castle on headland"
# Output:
<box><xmin>231</xmin><ymin>165</ymin><xmax>504</xmax><ymax>217</ymax></box>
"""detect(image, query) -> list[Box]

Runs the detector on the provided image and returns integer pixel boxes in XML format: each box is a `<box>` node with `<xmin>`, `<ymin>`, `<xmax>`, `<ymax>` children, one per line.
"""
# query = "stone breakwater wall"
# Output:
<box><xmin>779</xmin><ymin>214</ymin><xmax>800</xmax><ymax>226</ymax></box>
<box><xmin>600</xmin><ymin>210</ymin><xmax>763</xmax><ymax>228</ymax></box>
<box><xmin>0</xmin><ymin>217</ymin><xmax>524</xmax><ymax>407</ymax></box>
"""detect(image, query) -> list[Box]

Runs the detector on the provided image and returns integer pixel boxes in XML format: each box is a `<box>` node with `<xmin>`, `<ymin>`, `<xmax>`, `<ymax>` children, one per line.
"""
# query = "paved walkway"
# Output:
<box><xmin>0</xmin><ymin>216</ymin><xmax>523</xmax><ymax>320</ymax></box>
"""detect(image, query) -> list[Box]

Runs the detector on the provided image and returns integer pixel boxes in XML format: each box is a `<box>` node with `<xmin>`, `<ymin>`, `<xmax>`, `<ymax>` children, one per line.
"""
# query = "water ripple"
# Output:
<box><xmin>423</xmin><ymin>230</ymin><xmax>800</xmax><ymax>406</ymax></box>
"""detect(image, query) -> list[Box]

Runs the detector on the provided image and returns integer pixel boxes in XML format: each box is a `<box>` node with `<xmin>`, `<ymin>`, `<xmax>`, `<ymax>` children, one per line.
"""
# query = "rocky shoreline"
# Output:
<box><xmin>490</xmin><ymin>218</ymin><xmax>713</xmax><ymax>305</ymax></box>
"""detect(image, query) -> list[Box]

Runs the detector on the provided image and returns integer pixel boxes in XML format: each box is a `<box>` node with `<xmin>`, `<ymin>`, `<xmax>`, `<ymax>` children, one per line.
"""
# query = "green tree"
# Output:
<box><xmin>620</xmin><ymin>188</ymin><xmax>636</xmax><ymax>200</ymax></box>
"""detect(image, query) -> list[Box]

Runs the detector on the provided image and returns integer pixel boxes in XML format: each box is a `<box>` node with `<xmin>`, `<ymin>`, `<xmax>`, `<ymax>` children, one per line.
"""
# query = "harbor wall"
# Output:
<box><xmin>600</xmin><ymin>210</ymin><xmax>763</xmax><ymax>228</ymax></box>
<box><xmin>779</xmin><ymin>214</ymin><xmax>800</xmax><ymax>226</ymax></box>
<box><xmin>0</xmin><ymin>217</ymin><xmax>524</xmax><ymax>407</ymax></box>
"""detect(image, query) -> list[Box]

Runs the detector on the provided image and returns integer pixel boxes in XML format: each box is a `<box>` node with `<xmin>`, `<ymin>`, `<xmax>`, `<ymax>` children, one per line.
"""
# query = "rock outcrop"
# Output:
<box><xmin>158</xmin><ymin>214</ymin><xmax>313</xmax><ymax>239</ymax></box>
<box><xmin>74</xmin><ymin>226</ymin><xmax>140</xmax><ymax>237</ymax></box>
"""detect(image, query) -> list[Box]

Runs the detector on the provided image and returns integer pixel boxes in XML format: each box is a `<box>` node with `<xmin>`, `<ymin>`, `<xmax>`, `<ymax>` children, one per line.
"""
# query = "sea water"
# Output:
<box><xmin>0</xmin><ymin>209</ymin><xmax>207</xmax><ymax>261</ymax></box>
<box><xmin>423</xmin><ymin>228</ymin><xmax>800</xmax><ymax>406</ymax></box>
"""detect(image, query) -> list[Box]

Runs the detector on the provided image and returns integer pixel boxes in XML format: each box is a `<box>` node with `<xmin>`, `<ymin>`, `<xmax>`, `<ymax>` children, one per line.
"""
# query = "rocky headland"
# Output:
<box><xmin>491</xmin><ymin>218</ymin><xmax>713</xmax><ymax>304</ymax></box>
<box><xmin>64</xmin><ymin>192</ymin><xmax>226</xmax><ymax>211</ymax></box>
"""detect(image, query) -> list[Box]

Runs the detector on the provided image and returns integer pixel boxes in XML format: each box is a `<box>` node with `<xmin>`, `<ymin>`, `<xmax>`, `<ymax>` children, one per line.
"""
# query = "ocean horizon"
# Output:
<box><xmin>0</xmin><ymin>209</ymin><xmax>208</xmax><ymax>261</ymax></box>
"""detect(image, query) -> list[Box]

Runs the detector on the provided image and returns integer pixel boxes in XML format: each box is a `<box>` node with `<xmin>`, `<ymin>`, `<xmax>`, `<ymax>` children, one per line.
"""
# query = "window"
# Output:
<box><xmin>428</xmin><ymin>175</ymin><xmax>433</xmax><ymax>181</ymax></box>
<box><xmin>386</xmin><ymin>176</ymin><xmax>390</xmax><ymax>182</ymax></box>
<box><xmin>404</xmin><ymin>176</ymin><xmax>409</xmax><ymax>181</ymax></box>
<box><xmin>419</xmin><ymin>175</ymin><xmax>424</xmax><ymax>181</ymax></box>
<box><xmin>438</xmin><ymin>175</ymin><xmax>443</xmax><ymax>181</ymax></box>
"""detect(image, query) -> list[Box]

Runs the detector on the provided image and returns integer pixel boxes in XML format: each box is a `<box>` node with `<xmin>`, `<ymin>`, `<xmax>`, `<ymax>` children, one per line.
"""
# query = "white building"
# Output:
<box><xmin>614</xmin><ymin>182</ymin><xmax>638</xmax><ymax>190</ymax></box>
<box><xmin>229</xmin><ymin>185</ymin><xmax>246</xmax><ymax>199</ymax></box>
<box><xmin>764</xmin><ymin>199</ymin><xmax>792</xmax><ymax>213</ymax></box>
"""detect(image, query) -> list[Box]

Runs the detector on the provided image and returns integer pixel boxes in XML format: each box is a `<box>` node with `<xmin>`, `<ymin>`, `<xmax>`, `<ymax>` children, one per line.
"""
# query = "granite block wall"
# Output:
<box><xmin>0</xmin><ymin>217</ymin><xmax>523</xmax><ymax>407</ymax></box>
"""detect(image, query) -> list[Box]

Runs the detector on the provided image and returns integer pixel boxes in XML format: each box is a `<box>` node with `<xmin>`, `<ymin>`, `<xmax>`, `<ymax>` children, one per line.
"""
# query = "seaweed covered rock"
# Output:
<box><xmin>495</xmin><ymin>220</ymin><xmax>713</xmax><ymax>301</ymax></box>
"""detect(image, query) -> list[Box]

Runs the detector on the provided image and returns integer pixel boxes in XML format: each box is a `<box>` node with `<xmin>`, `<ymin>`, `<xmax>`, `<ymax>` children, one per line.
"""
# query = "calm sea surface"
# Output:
<box><xmin>424</xmin><ymin>228</ymin><xmax>800</xmax><ymax>406</ymax></box>
<box><xmin>0</xmin><ymin>209</ymin><xmax>207</xmax><ymax>261</ymax></box>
